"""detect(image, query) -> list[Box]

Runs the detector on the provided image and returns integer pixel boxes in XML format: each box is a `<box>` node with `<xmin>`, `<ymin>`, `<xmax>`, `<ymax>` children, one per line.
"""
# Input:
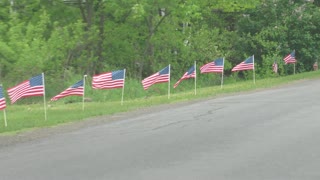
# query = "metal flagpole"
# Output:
<box><xmin>194</xmin><ymin>61</ymin><xmax>197</xmax><ymax>95</ymax></box>
<box><xmin>121</xmin><ymin>69</ymin><xmax>126</xmax><ymax>105</ymax></box>
<box><xmin>221</xmin><ymin>57</ymin><xmax>224</xmax><ymax>88</ymax></box>
<box><xmin>3</xmin><ymin>109</ymin><xmax>7</xmax><ymax>127</ymax></box>
<box><xmin>82</xmin><ymin>75</ymin><xmax>87</xmax><ymax>111</ymax></box>
<box><xmin>42</xmin><ymin>73</ymin><xmax>47</xmax><ymax>121</ymax></box>
<box><xmin>253</xmin><ymin>55</ymin><xmax>256</xmax><ymax>84</ymax></box>
<box><xmin>168</xmin><ymin>64</ymin><xmax>171</xmax><ymax>99</ymax></box>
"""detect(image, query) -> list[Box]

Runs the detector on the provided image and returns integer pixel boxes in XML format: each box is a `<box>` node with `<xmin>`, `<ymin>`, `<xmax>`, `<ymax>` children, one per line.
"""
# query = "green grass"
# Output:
<box><xmin>1</xmin><ymin>71</ymin><xmax>319</xmax><ymax>134</ymax></box>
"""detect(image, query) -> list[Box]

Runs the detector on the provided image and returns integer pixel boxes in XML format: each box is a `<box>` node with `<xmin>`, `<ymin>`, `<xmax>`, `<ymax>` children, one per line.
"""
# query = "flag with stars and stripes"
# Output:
<box><xmin>232</xmin><ymin>56</ymin><xmax>254</xmax><ymax>72</ymax></box>
<box><xmin>51</xmin><ymin>80</ymin><xmax>84</xmax><ymax>101</ymax></box>
<box><xmin>92</xmin><ymin>69</ymin><xmax>125</xmax><ymax>89</ymax></box>
<box><xmin>200</xmin><ymin>58</ymin><xmax>224</xmax><ymax>73</ymax></box>
<box><xmin>283</xmin><ymin>51</ymin><xmax>296</xmax><ymax>64</ymax></box>
<box><xmin>142</xmin><ymin>65</ymin><xmax>170</xmax><ymax>90</ymax></box>
<box><xmin>7</xmin><ymin>74</ymin><xmax>45</xmax><ymax>104</ymax></box>
<box><xmin>0</xmin><ymin>85</ymin><xmax>6</xmax><ymax>110</ymax></box>
<box><xmin>174</xmin><ymin>65</ymin><xmax>196</xmax><ymax>88</ymax></box>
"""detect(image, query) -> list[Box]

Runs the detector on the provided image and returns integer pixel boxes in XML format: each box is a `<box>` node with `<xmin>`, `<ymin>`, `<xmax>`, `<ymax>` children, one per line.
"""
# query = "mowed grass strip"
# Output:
<box><xmin>0</xmin><ymin>71</ymin><xmax>319</xmax><ymax>134</ymax></box>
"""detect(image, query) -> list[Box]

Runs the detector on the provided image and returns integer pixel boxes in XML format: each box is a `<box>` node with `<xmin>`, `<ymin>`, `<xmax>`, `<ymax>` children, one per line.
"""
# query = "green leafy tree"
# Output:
<box><xmin>237</xmin><ymin>0</ymin><xmax>320</xmax><ymax>75</ymax></box>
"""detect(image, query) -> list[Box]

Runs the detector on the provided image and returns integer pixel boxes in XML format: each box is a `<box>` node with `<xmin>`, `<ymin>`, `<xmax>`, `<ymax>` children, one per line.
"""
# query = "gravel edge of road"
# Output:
<box><xmin>0</xmin><ymin>97</ymin><xmax>207</xmax><ymax>148</ymax></box>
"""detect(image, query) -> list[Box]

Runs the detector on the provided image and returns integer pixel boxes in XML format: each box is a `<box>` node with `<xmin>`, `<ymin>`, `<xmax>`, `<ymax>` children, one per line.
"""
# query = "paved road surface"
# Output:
<box><xmin>1</xmin><ymin>79</ymin><xmax>320</xmax><ymax>180</ymax></box>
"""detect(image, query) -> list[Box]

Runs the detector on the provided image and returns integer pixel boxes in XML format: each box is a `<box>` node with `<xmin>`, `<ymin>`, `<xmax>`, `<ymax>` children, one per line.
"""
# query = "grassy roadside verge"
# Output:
<box><xmin>1</xmin><ymin>71</ymin><xmax>319</xmax><ymax>134</ymax></box>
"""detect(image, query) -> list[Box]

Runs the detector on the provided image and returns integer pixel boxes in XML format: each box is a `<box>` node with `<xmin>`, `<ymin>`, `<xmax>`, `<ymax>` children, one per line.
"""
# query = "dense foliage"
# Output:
<box><xmin>0</xmin><ymin>0</ymin><xmax>319</xmax><ymax>98</ymax></box>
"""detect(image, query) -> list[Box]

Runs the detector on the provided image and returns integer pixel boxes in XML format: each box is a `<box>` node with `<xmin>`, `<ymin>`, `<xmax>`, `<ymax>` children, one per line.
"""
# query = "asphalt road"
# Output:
<box><xmin>1</xmin><ymin>79</ymin><xmax>320</xmax><ymax>180</ymax></box>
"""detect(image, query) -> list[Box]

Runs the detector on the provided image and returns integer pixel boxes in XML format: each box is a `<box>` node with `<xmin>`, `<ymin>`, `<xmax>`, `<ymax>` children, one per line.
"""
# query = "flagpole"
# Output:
<box><xmin>221</xmin><ymin>57</ymin><xmax>224</xmax><ymax>88</ymax></box>
<box><xmin>121</xmin><ymin>69</ymin><xmax>126</xmax><ymax>105</ymax></box>
<box><xmin>293</xmin><ymin>49</ymin><xmax>296</xmax><ymax>75</ymax></box>
<box><xmin>82</xmin><ymin>75</ymin><xmax>87</xmax><ymax>111</ymax></box>
<box><xmin>194</xmin><ymin>61</ymin><xmax>197</xmax><ymax>95</ymax></box>
<box><xmin>3</xmin><ymin>109</ymin><xmax>7</xmax><ymax>127</ymax></box>
<box><xmin>168</xmin><ymin>64</ymin><xmax>171</xmax><ymax>99</ymax></box>
<box><xmin>253</xmin><ymin>55</ymin><xmax>256</xmax><ymax>84</ymax></box>
<box><xmin>42</xmin><ymin>73</ymin><xmax>47</xmax><ymax>121</ymax></box>
<box><xmin>0</xmin><ymin>84</ymin><xmax>7</xmax><ymax>127</ymax></box>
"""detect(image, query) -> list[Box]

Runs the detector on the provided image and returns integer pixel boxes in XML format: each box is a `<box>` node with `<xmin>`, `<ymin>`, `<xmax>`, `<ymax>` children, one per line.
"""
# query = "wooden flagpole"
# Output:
<box><xmin>293</xmin><ymin>49</ymin><xmax>296</xmax><ymax>75</ymax></box>
<box><xmin>168</xmin><ymin>64</ymin><xmax>171</xmax><ymax>99</ymax></box>
<box><xmin>42</xmin><ymin>73</ymin><xmax>47</xmax><ymax>121</ymax></box>
<box><xmin>253</xmin><ymin>55</ymin><xmax>256</xmax><ymax>84</ymax></box>
<box><xmin>221</xmin><ymin>57</ymin><xmax>225</xmax><ymax>88</ymax></box>
<box><xmin>194</xmin><ymin>61</ymin><xmax>197</xmax><ymax>95</ymax></box>
<box><xmin>121</xmin><ymin>69</ymin><xmax>126</xmax><ymax>105</ymax></box>
<box><xmin>3</xmin><ymin>109</ymin><xmax>7</xmax><ymax>127</ymax></box>
<box><xmin>82</xmin><ymin>75</ymin><xmax>87</xmax><ymax>111</ymax></box>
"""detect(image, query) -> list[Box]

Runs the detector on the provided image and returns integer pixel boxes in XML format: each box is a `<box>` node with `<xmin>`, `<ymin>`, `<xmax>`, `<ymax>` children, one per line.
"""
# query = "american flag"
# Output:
<box><xmin>200</xmin><ymin>58</ymin><xmax>224</xmax><ymax>73</ymax></box>
<box><xmin>51</xmin><ymin>80</ymin><xmax>84</xmax><ymax>101</ymax></box>
<box><xmin>283</xmin><ymin>51</ymin><xmax>296</xmax><ymax>64</ymax></box>
<box><xmin>232</xmin><ymin>56</ymin><xmax>254</xmax><ymax>72</ymax></box>
<box><xmin>273</xmin><ymin>61</ymin><xmax>278</xmax><ymax>73</ymax></box>
<box><xmin>313</xmin><ymin>61</ymin><xmax>318</xmax><ymax>70</ymax></box>
<box><xmin>7</xmin><ymin>74</ymin><xmax>45</xmax><ymax>104</ymax></box>
<box><xmin>142</xmin><ymin>65</ymin><xmax>170</xmax><ymax>90</ymax></box>
<box><xmin>174</xmin><ymin>65</ymin><xmax>196</xmax><ymax>88</ymax></box>
<box><xmin>0</xmin><ymin>85</ymin><xmax>6</xmax><ymax>110</ymax></box>
<box><xmin>92</xmin><ymin>69</ymin><xmax>125</xmax><ymax>89</ymax></box>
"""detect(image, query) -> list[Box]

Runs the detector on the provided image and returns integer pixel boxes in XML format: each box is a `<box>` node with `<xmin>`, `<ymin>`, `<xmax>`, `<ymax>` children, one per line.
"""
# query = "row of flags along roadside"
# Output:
<box><xmin>0</xmin><ymin>50</ymin><xmax>316</xmax><ymax>127</ymax></box>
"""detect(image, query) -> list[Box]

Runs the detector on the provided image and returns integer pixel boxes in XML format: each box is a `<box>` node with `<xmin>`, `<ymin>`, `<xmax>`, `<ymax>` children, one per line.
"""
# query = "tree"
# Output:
<box><xmin>236</xmin><ymin>0</ymin><xmax>320</xmax><ymax>74</ymax></box>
